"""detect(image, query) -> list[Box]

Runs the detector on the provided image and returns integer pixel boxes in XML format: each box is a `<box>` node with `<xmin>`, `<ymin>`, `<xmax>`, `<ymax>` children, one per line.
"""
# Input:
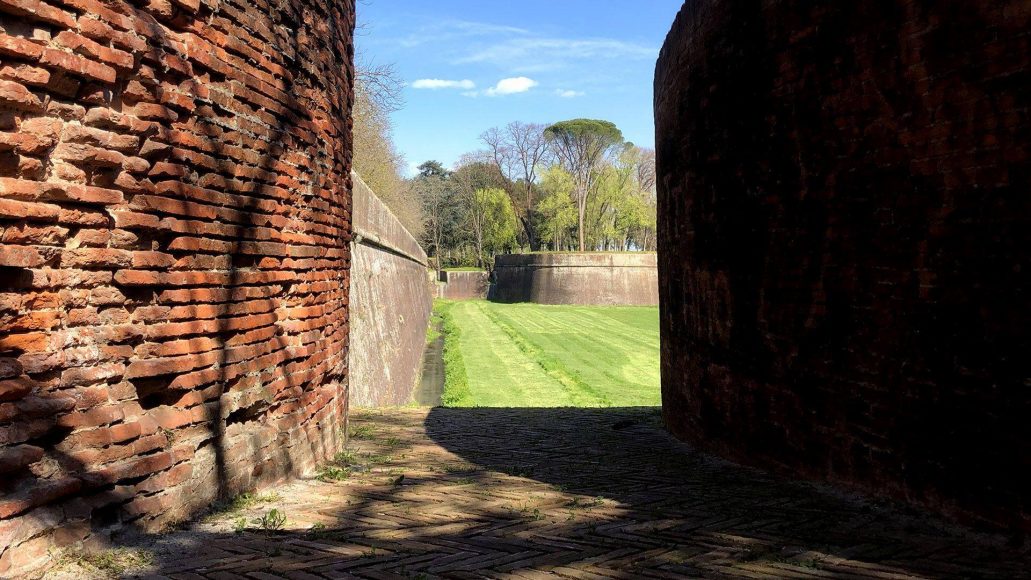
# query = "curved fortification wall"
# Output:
<box><xmin>349</xmin><ymin>174</ymin><xmax>432</xmax><ymax>407</ymax></box>
<box><xmin>491</xmin><ymin>253</ymin><xmax>658</xmax><ymax>306</ymax></box>
<box><xmin>0</xmin><ymin>0</ymin><xmax>355</xmax><ymax>574</ymax></box>
<box><xmin>655</xmin><ymin>0</ymin><xmax>1030</xmax><ymax>530</ymax></box>
<box><xmin>437</xmin><ymin>270</ymin><xmax>489</xmax><ymax>301</ymax></box>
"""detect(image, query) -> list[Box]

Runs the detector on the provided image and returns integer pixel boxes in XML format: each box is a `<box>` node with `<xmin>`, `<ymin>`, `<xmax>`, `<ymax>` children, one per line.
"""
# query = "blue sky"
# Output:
<box><xmin>356</xmin><ymin>0</ymin><xmax>685</xmax><ymax>174</ymax></box>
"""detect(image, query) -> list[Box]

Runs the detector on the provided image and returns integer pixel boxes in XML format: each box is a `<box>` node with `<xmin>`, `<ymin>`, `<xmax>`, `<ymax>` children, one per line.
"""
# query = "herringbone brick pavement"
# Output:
<box><xmin>63</xmin><ymin>408</ymin><xmax>1031</xmax><ymax>579</ymax></box>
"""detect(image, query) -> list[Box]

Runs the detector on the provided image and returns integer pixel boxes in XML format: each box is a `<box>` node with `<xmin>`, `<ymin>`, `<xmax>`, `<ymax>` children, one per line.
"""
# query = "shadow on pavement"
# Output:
<box><xmin>98</xmin><ymin>407</ymin><xmax>1030</xmax><ymax>579</ymax></box>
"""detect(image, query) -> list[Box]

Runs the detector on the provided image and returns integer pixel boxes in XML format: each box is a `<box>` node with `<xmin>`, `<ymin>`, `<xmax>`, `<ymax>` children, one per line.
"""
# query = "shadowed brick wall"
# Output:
<box><xmin>655</xmin><ymin>0</ymin><xmax>1029</xmax><ymax>531</ymax></box>
<box><xmin>0</xmin><ymin>0</ymin><xmax>355</xmax><ymax>573</ymax></box>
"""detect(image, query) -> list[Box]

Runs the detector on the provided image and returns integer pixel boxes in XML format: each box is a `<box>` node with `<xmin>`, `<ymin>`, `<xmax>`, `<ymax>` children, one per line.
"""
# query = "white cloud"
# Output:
<box><xmin>555</xmin><ymin>89</ymin><xmax>585</xmax><ymax>98</ymax></box>
<box><xmin>484</xmin><ymin>77</ymin><xmax>538</xmax><ymax>97</ymax></box>
<box><xmin>455</xmin><ymin>38</ymin><xmax>656</xmax><ymax>68</ymax></box>
<box><xmin>398</xmin><ymin>19</ymin><xmax>531</xmax><ymax>48</ymax></box>
<box><xmin>411</xmin><ymin>79</ymin><xmax>476</xmax><ymax>90</ymax></box>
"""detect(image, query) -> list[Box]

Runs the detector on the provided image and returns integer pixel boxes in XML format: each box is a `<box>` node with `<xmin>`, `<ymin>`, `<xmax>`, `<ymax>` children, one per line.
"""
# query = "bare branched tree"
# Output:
<box><xmin>481</xmin><ymin>122</ymin><xmax>550</xmax><ymax>250</ymax></box>
<box><xmin>636</xmin><ymin>147</ymin><xmax>656</xmax><ymax>193</ymax></box>
<box><xmin>357</xmin><ymin>59</ymin><xmax>404</xmax><ymax>116</ymax></box>
<box><xmin>351</xmin><ymin>5</ymin><xmax>424</xmax><ymax>237</ymax></box>
<box><xmin>417</xmin><ymin>173</ymin><xmax>453</xmax><ymax>276</ymax></box>
<box><xmin>452</xmin><ymin>154</ymin><xmax>506</xmax><ymax>268</ymax></box>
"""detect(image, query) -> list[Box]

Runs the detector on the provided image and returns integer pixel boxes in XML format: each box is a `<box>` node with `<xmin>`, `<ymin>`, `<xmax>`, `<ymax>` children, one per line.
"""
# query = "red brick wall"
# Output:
<box><xmin>0</xmin><ymin>0</ymin><xmax>354</xmax><ymax>573</ymax></box>
<box><xmin>655</xmin><ymin>0</ymin><xmax>1030</xmax><ymax>531</ymax></box>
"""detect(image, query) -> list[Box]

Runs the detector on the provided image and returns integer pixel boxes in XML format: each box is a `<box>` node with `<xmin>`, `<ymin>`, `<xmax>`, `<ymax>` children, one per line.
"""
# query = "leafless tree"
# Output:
<box><xmin>636</xmin><ymin>147</ymin><xmax>656</xmax><ymax>193</ymax></box>
<box><xmin>352</xmin><ymin>6</ymin><xmax>423</xmax><ymax>236</ymax></box>
<box><xmin>357</xmin><ymin>59</ymin><xmax>404</xmax><ymax>116</ymax></box>
<box><xmin>417</xmin><ymin>174</ymin><xmax>453</xmax><ymax>277</ymax></box>
<box><xmin>452</xmin><ymin>154</ymin><xmax>506</xmax><ymax>268</ymax></box>
<box><xmin>481</xmin><ymin>122</ymin><xmax>550</xmax><ymax>250</ymax></box>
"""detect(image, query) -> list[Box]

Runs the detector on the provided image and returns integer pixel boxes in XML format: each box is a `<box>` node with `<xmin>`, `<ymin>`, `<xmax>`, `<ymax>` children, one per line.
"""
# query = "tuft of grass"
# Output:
<box><xmin>333</xmin><ymin>449</ymin><xmax>362</xmax><ymax>466</ymax></box>
<box><xmin>426</xmin><ymin>309</ymin><xmax>444</xmax><ymax>345</ymax></box>
<box><xmin>567</xmin><ymin>497</ymin><xmax>605</xmax><ymax>510</ymax></box>
<box><xmin>501</xmin><ymin>465</ymin><xmax>536</xmax><ymax>478</ymax></box>
<box><xmin>436</xmin><ymin>301</ymin><xmax>474</xmax><ymax>407</ymax></box>
<box><xmin>207</xmin><ymin>491</ymin><xmax>281</xmax><ymax>519</ymax></box>
<box><xmin>318</xmin><ymin>465</ymin><xmax>351</xmax><ymax>481</ymax></box>
<box><xmin>350</xmin><ymin>425</ymin><xmax>376</xmax><ymax>440</ymax></box>
<box><xmin>317</xmin><ymin>447</ymin><xmax>393</xmax><ymax>482</ymax></box>
<box><xmin>365</xmin><ymin>452</ymin><xmax>393</xmax><ymax>466</ymax></box>
<box><xmin>58</xmin><ymin>548</ymin><xmax>154</xmax><ymax>577</ymax></box>
<box><xmin>797</xmin><ymin>557</ymin><xmax>826</xmax><ymax>570</ymax></box>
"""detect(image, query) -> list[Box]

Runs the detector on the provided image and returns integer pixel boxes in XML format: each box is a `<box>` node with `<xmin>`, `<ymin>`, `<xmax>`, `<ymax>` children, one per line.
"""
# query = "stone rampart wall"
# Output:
<box><xmin>349</xmin><ymin>174</ymin><xmax>432</xmax><ymax>407</ymax></box>
<box><xmin>490</xmin><ymin>253</ymin><xmax>659</xmax><ymax>306</ymax></box>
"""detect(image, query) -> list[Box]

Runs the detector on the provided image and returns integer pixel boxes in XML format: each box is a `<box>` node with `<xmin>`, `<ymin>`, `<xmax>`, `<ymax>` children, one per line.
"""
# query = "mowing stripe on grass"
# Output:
<box><xmin>483</xmin><ymin>303</ymin><xmax>660</xmax><ymax>407</ymax></box>
<box><xmin>475</xmin><ymin>302</ymin><xmax>611</xmax><ymax>408</ymax></box>
<box><xmin>437</xmin><ymin>300</ymin><xmax>660</xmax><ymax>408</ymax></box>
<box><xmin>446</xmin><ymin>301</ymin><xmax>576</xmax><ymax>407</ymax></box>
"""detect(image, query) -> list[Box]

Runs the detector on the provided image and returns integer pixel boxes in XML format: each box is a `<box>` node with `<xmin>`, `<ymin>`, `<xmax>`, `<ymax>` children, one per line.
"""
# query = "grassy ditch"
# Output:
<box><xmin>435</xmin><ymin>301</ymin><xmax>473</xmax><ymax>407</ymax></box>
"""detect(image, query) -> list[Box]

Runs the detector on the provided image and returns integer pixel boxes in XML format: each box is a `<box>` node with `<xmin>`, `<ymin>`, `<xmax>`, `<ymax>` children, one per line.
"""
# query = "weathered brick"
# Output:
<box><xmin>1</xmin><ymin>224</ymin><xmax>68</xmax><ymax>245</ymax></box>
<box><xmin>52</xmin><ymin>141</ymin><xmax>124</xmax><ymax>167</ymax></box>
<box><xmin>60</xmin><ymin>362</ymin><xmax>124</xmax><ymax>386</ymax></box>
<box><xmin>0</xmin><ymin>80</ymin><xmax>43</xmax><ymax>112</ymax></box>
<box><xmin>131</xmin><ymin>102</ymin><xmax>178</xmax><ymax>122</ymax></box>
<box><xmin>0</xmin><ymin>0</ymin><xmax>75</xmax><ymax>27</ymax></box>
<box><xmin>18</xmin><ymin>115</ymin><xmax>61</xmax><ymax>145</ymax></box>
<box><xmin>0</xmin><ymin>63</ymin><xmax>51</xmax><ymax>87</ymax></box>
<box><xmin>124</xmin><ymin>350</ymin><xmax>221</xmax><ymax>379</ymax></box>
<box><xmin>0</xmin><ymin>444</ymin><xmax>44</xmax><ymax>473</ymax></box>
<box><xmin>0</xmin><ymin>0</ymin><xmax>356</xmax><ymax>574</ymax></box>
<box><xmin>0</xmin><ymin>376</ymin><xmax>33</xmax><ymax>401</ymax></box>
<box><xmin>0</xmin><ymin>331</ymin><xmax>48</xmax><ymax>352</ymax></box>
<box><xmin>40</xmin><ymin>48</ymin><xmax>117</xmax><ymax>84</ymax></box>
<box><xmin>0</xmin><ymin>477</ymin><xmax>80</xmax><ymax>519</ymax></box>
<box><xmin>61</xmin><ymin>124</ymin><xmax>139</xmax><ymax>151</ymax></box>
<box><xmin>0</xmin><ymin>33</ymin><xmax>44</xmax><ymax>60</ymax></box>
<box><xmin>77</xmin><ymin>16</ymin><xmax>148</xmax><ymax>53</ymax></box>
<box><xmin>3</xmin><ymin>310</ymin><xmax>60</xmax><ymax>331</ymax></box>
<box><xmin>0</xmin><ymin>245</ymin><xmax>44</xmax><ymax>267</ymax></box>
<box><xmin>56</xmin><ymin>404</ymin><xmax>123</xmax><ymax>428</ymax></box>
<box><xmin>53</xmin><ymin>30</ymin><xmax>134</xmax><ymax>70</ymax></box>
<box><xmin>62</xmin><ymin>247</ymin><xmax>132</xmax><ymax>268</ymax></box>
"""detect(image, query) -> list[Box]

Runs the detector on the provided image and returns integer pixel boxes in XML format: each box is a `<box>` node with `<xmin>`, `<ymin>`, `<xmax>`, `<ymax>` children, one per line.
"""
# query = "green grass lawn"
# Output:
<box><xmin>436</xmin><ymin>300</ymin><xmax>660</xmax><ymax>408</ymax></box>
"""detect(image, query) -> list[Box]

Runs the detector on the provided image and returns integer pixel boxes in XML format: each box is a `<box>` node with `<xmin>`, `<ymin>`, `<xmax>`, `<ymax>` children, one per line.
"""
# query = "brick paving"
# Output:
<box><xmin>105</xmin><ymin>407</ymin><xmax>1028</xmax><ymax>579</ymax></box>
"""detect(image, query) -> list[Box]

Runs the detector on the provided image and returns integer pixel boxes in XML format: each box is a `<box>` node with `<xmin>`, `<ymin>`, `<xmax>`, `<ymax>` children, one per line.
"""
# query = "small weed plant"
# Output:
<box><xmin>253</xmin><ymin>508</ymin><xmax>287</xmax><ymax>531</ymax></box>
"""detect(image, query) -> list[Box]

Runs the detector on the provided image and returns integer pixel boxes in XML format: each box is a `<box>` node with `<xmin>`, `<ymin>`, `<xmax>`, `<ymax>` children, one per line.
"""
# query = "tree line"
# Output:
<box><xmin>414</xmin><ymin>121</ymin><xmax>657</xmax><ymax>272</ymax></box>
<box><xmin>351</xmin><ymin>64</ymin><xmax>657</xmax><ymax>272</ymax></box>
